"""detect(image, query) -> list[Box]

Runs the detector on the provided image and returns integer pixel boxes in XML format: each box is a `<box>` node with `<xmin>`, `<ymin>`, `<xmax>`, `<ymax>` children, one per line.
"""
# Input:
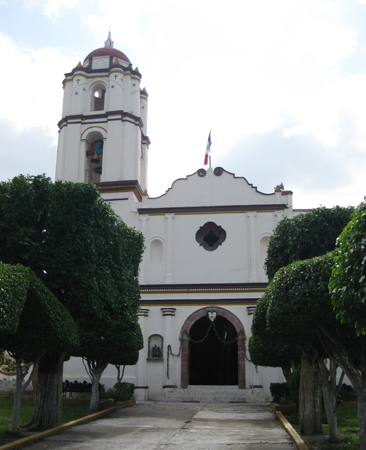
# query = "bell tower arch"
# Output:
<box><xmin>55</xmin><ymin>33</ymin><xmax>150</xmax><ymax>200</ymax></box>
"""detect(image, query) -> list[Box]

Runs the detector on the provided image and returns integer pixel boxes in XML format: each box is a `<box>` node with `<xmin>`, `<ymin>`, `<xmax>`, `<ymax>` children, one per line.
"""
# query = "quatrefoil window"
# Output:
<box><xmin>195</xmin><ymin>222</ymin><xmax>227</xmax><ymax>251</ymax></box>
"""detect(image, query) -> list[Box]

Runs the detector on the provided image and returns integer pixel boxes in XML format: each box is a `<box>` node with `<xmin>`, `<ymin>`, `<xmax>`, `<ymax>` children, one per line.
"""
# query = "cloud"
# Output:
<box><xmin>215</xmin><ymin>117</ymin><xmax>366</xmax><ymax>208</ymax></box>
<box><xmin>23</xmin><ymin>0</ymin><xmax>78</xmax><ymax>21</ymax></box>
<box><xmin>0</xmin><ymin>120</ymin><xmax>57</xmax><ymax>181</ymax></box>
<box><xmin>0</xmin><ymin>32</ymin><xmax>81</xmax><ymax>139</ymax></box>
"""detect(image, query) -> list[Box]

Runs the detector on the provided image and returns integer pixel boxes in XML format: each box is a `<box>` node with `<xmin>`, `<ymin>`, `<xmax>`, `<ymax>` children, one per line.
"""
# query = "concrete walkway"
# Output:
<box><xmin>25</xmin><ymin>402</ymin><xmax>295</xmax><ymax>450</ymax></box>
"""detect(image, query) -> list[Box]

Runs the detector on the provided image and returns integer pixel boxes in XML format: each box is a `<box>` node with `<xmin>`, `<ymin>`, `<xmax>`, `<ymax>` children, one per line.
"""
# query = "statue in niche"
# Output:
<box><xmin>152</xmin><ymin>345</ymin><xmax>162</xmax><ymax>358</ymax></box>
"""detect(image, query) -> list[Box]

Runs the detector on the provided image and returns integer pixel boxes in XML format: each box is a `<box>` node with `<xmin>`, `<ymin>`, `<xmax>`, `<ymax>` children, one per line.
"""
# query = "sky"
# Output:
<box><xmin>1</xmin><ymin>0</ymin><xmax>366</xmax><ymax>209</ymax></box>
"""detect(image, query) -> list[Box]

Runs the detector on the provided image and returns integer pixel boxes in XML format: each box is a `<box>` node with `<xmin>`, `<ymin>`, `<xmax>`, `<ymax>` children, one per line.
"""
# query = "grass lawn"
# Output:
<box><xmin>286</xmin><ymin>405</ymin><xmax>359</xmax><ymax>450</ymax></box>
<box><xmin>0</xmin><ymin>396</ymin><xmax>96</xmax><ymax>446</ymax></box>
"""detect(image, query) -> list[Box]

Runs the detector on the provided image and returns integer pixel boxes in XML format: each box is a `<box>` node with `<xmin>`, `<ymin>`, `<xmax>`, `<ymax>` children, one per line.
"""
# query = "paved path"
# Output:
<box><xmin>26</xmin><ymin>402</ymin><xmax>295</xmax><ymax>450</ymax></box>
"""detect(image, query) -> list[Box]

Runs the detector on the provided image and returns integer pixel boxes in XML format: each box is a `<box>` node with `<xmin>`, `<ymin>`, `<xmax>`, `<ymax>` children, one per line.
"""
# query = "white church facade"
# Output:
<box><xmin>57</xmin><ymin>35</ymin><xmax>303</xmax><ymax>401</ymax></box>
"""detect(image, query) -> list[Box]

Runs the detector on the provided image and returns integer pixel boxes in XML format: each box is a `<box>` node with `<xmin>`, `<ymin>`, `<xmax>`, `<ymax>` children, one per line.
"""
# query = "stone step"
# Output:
<box><xmin>157</xmin><ymin>386</ymin><xmax>269</xmax><ymax>403</ymax></box>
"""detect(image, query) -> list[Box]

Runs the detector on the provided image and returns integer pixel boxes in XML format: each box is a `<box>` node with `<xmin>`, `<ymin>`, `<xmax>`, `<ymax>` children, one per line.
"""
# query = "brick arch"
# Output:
<box><xmin>179</xmin><ymin>307</ymin><xmax>246</xmax><ymax>389</ymax></box>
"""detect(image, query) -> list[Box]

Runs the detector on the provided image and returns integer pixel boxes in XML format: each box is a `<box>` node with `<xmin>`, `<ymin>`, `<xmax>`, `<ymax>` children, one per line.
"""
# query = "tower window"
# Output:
<box><xmin>93</xmin><ymin>89</ymin><xmax>106</xmax><ymax>111</ymax></box>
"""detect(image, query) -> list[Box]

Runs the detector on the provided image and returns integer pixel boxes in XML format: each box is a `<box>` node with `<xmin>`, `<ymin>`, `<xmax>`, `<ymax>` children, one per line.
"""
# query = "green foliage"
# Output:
<box><xmin>266</xmin><ymin>253</ymin><xmax>335</xmax><ymax>346</ymax></box>
<box><xmin>329</xmin><ymin>200</ymin><xmax>366</xmax><ymax>335</ymax></box>
<box><xmin>270</xmin><ymin>382</ymin><xmax>290</xmax><ymax>403</ymax></box>
<box><xmin>0</xmin><ymin>264</ymin><xmax>79</xmax><ymax>360</ymax></box>
<box><xmin>0</xmin><ymin>175</ymin><xmax>144</xmax><ymax>360</ymax></box>
<box><xmin>0</xmin><ymin>264</ymin><xmax>32</xmax><ymax>335</ymax></box>
<box><xmin>107</xmin><ymin>382</ymin><xmax>135</xmax><ymax>402</ymax></box>
<box><xmin>250</xmin><ymin>286</ymin><xmax>301</xmax><ymax>375</ymax></box>
<box><xmin>249</xmin><ymin>335</ymin><xmax>301</xmax><ymax>369</ymax></box>
<box><xmin>251</xmin><ymin>293</ymin><xmax>271</xmax><ymax>339</ymax></box>
<box><xmin>337</xmin><ymin>384</ymin><xmax>355</xmax><ymax>405</ymax></box>
<box><xmin>265</xmin><ymin>206</ymin><xmax>354</xmax><ymax>281</ymax></box>
<box><xmin>289</xmin><ymin>364</ymin><xmax>301</xmax><ymax>408</ymax></box>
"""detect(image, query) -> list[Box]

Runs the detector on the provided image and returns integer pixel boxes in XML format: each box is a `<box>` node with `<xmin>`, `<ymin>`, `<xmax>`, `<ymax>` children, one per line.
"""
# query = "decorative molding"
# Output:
<box><xmin>247</xmin><ymin>306</ymin><xmax>256</xmax><ymax>315</ymax></box>
<box><xmin>140</xmin><ymin>282</ymin><xmax>268</xmax><ymax>293</ymax></box>
<box><xmin>161</xmin><ymin>307</ymin><xmax>176</xmax><ymax>316</ymax></box>
<box><xmin>98</xmin><ymin>180</ymin><xmax>143</xmax><ymax>202</ymax></box>
<box><xmin>137</xmin><ymin>308</ymin><xmax>149</xmax><ymax>317</ymax></box>
<box><xmin>140</xmin><ymin>299</ymin><xmax>259</xmax><ymax>306</ymax></box>
<box><xmin>137</xmin><ymin>204</ymin><xmax>287</xmax><ymax>215</ymax></box>
<box><xmin>214</xmin><ymin>167</ymin><xmax>224</xmax><ymax>176</ymax></box>
<box><xmin>196</xmin><ymin>221</ymin><xmax>226</xmax><ymax>251</ymax></box>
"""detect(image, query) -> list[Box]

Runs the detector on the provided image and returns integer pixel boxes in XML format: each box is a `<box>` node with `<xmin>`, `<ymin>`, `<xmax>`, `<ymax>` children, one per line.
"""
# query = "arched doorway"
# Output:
<box><xmin>189</xmin><ymin>315</ymin><xmax>238</xmax><ymax>385</ymax></box>
<box><xmin>180</xmin><ymin>307</ymin><xmax>246</xmax><ymax>389</ymax></box>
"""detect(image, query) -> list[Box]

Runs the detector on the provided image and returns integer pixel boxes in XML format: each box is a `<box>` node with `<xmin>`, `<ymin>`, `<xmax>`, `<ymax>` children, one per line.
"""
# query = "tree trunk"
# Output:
<box><xmin>26</xmin><ymin>352</ymin><xmax>64</xmax><ymax>431</ymax></box>
<box><xmin>317</xmin><ymin>359</ymin><xmax>343</xmax><ymax>444</ymax></box>
<box><xmin>85</xmin><ymin>358</ymin><xmax>109</xmax><ymax>411</ymax></box>
<box><xmin>10</xmin><ymin>360</ymin><xmax>23</xmax><ymax>433</ymax></box>
<box><xmin>322</xmin><ymin>383</ymin><xmax>339</xmax><ymax>443</ymax></box>
<box><xmin>89</xmin><ymin>369</ymin><xmax>103</xmax><ymax>411</ymax></box>
<box><xmin>299</xmin><ymin>354</ymin><xmax>322</xmax><ymax>435</ymax></box>
<box><xmin>116</xmin><ymin>365</ymin><xmax>126</xmax><ymax>384</ymax></box>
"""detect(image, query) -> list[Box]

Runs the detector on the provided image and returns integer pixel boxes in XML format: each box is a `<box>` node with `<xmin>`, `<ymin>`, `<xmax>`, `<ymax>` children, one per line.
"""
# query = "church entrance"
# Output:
<box><xmin>180</xmin><ymin>307</ymin><xmax>246</xmax><ymax>389</ymax></box>
<box><xmin>189</xmin><ymin>315</ymin><xmax>238</xmax><ymax>385</ymax></box>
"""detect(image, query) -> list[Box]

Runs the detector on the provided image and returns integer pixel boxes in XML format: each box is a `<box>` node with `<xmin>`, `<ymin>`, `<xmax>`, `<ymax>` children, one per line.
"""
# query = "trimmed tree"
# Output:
<box><xmin>248</xmin><ymin>335</ymin><xmax>301</xmax><ymax>383</ymax></box>
<box><xmin>266</xmin><ymin>254</ymin><xmax>345</xmax><ymax>441</ymax></box>
<box><xmin>250</xmin><ymin>293</ymin><xmax>301</xmax><ymax>382</ymax></box>
<box><xmin>0</xmin><ymin>175</ymin><xmax>144</xmax><ymax>431</ymax></box>
<box><xmin>81</xmin><ymin>322</ymin><xmax>143</xmax><ymax>410</ymax></box>
<box><xmin>265</xmin><ymin>206</ymin><xmax>354</xmax><ymax>281</ymax></box>
<box><xmin>0</xmin><ymin>263</ymin><xmax>79</xmax><ymax>432</ymax></box>
<box><xmin>329</xmin><ymin>199</ymin><xmax>366</xmax><ymax>450</ymax></box>
<box><xmin>262</xmin><ymin>206</ymin><xmax>354</xmax><ymax>438</ymax></box>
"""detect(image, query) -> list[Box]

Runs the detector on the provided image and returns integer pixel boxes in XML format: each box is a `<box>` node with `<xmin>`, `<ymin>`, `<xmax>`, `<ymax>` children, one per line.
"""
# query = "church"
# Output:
<box><xmin>57</xmin><ymin>34</ymin><xmax>303</xmax><ymax>402</ymax></box>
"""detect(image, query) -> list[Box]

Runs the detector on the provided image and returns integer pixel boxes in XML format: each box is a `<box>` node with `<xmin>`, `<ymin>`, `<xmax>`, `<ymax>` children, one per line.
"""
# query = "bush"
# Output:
<box><xmin>337</xmin><ymin>383</ymin><xmax>356</xmax><ymax>405</ymax></box>
<box><xmin>289</xmin><ymin>364</ymin><xmax>301</xmax><ymax>409</ymax></box>
<box><xmin>270</xmin><ymin>382</ymin><xmax>290</xmax><ymax>403</ymax></box>
<box><xmin>107</xmin><ymin>382</ymin><xmax>135</xmax><ymax>402</ymax></box>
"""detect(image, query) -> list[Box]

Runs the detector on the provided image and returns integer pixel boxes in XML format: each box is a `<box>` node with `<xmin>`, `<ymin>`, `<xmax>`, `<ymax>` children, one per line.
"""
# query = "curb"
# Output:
<box><xmin>275</xmin><ymin>410</ymin><xmax>308</xmax><ymax>450</ymax></box>
<box><xmin>0</xmin><ymin>399</ymin><xmax>135</xmax><ymax>450</ymax></box>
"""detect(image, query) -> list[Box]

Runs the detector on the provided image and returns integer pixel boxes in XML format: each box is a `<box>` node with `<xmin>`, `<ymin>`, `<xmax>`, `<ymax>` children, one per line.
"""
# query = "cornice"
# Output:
<box><xmin>98</xmin><ymin>180</ymin><xmax>143</xmax><ymax>202</ymax></box>
<box><xmin>57</xmin><ymin>111</ymin><xmax>151</xmax><ymax>145</ymax></box>
<box><xmin>139</xmin><ymin>282</ymin><xmax>268</xmax><ymax>294</ymax></box>
<box><xmin>63</xmin><ymin>62</ymin><xmax>141</xmax><ymax>83</ymax></box>
<box><xmin>139</xmin><ymin>298</ymin><xmax>260</xmax><ymax>306</ymax></box>
<box><xmin>137</xmin><ymin>204</ymin><xmax>287</xmax><ymax>216</ymax></box>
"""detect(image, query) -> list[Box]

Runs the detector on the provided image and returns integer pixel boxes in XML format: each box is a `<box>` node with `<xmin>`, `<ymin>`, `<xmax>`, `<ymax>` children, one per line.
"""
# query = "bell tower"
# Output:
<box><xmin>55</xmin><ymin>33</ymin><xmax>150</xmax><ymax>200</ymax></box>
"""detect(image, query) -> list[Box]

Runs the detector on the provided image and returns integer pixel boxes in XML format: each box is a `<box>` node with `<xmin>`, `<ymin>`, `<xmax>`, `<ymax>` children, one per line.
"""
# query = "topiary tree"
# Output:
<box><xmin>266</xmin><ymin>254</ymin><xmax>345</xmax><ymax>441</ymax></box>
<box><xmin>265</xmin><ymin>206</ymin><xmax>354</xmax><ymax>281</ymax></box>
<box><xmin>0</xmin><ymin>175</ymin><xmax>144</xmax><ymax>431</ymax></box>
<box><xmin>248</xmin><ymin>335</ymin><xmax>301</xmax><ymax>383</ymax></box>
<box><xmin>262</xmin><ymin>206</ymin><xmax>354</xmax><ymax>439</ymax></box>
<box><xmin>250</xmin><ymin>293</ymin><xmax>301</xmax><ymax>382</ymax></box>
<box><xmin>328</xmin><ymin>199</ymin><xmax>366</xmax><ymax>450</ymax></box>
<box><xmin>80</xmin><ymin>322</ymin><xmax>143</xmax><ymax>410</ymax></box>
<box><xmin>0</xmin><ymin>263</ymin><xmax>79</xmax><ymax>432</ymax></box>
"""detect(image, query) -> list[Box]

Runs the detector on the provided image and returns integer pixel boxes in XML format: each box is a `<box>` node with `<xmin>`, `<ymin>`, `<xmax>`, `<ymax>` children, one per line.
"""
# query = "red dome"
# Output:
<box><xmin>84</xmin><ymin>47</ymin><xmax>130</xmax><ymax>64</ymax></box>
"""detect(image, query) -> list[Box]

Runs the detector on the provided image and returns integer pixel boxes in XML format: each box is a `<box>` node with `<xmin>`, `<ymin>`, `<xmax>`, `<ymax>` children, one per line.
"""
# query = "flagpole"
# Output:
<box><xmin>204</xmin><ymin>130</ymin><xmax>212</xmax><ymax>168</ymax></box>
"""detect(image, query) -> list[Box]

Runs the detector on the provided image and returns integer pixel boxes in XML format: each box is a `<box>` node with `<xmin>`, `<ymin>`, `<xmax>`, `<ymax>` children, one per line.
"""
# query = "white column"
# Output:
<box><xmin>247</xmin><ymin>212</ymin><xmax>257</xmax><ymax>282</ymax></box>
<box><xmin>274</xmin><ymin>212</ymin><xmax>284</xmax><ymax>227</ymax></box>
<box><xmin>136</xmin><ymin>309</ymin><xmax>149</xmax><ymax>400</ymax></box>
<box><xmin>139</xmin><ymin>215</ymin><xmax>148</xmax><ymax>284</ymax></box>
<box><xmin>164</xmin><ymin>213</ymin><xmax>175</xmax><ymax>283</ymax></box>
<box><xmin>161</xmin><ymin>308</ymin><xmax>176</xmax><ymax>386</ymax></box>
